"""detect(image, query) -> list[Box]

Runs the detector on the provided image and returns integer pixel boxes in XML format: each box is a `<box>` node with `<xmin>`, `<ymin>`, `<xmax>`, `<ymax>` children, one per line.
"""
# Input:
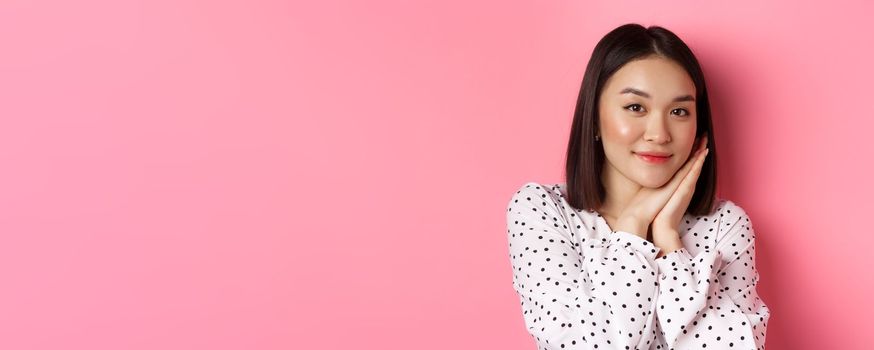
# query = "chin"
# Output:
<box><xmin>634</xmin><ymin>174</ymin><xmax>672</xmax><ymax>188</ymax></box>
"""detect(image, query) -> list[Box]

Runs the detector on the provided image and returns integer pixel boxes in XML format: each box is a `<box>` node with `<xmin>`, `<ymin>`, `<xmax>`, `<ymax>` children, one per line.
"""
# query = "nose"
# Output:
<box><xmin>643</xmin><ymin>114</ymin><xmax>671</xmax><ymax>144</ymax></box>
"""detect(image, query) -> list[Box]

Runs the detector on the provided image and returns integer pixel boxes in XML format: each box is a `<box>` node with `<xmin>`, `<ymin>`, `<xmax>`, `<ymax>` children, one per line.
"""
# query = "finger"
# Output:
<box><xmin>680</xmin><ymin>147</ymin><xmax>709</xmax><ymax>189</ymax></box>
<box><xmin>662</xmin><ymin>148</ymin><xmax>700</xmax><ymax>193</ymax></box>
<box><xmin>661</xmin><ymin>140</ymin><xmax>708</xmax><ymax>207</ymax></box>
<box><xmin>664</xmin><ymin>137</ymin><xmax>707</xmax><ymax>191</ymax></box>
<box><xmin>677</xmin><ymin>145</ymin><xmax>704</xmax><ymax>178</ymax></box>
<box><xmin>686</xmin><ymin>135</ymin><xmax>708</xmax><ymax>171</ymax></box>
<box><xmin>690</xmin><ymin>146</ymin><xmax>708</xmax><ymax>175</ymax></box>
<box><xmin>694</xmin><ymin>133</ymin><xmax>708</xmax><ymax>152</ymax></box>
<box><xmin>675</xmin><ymin>145</ymin><xmax>707</xmax><ymax>186</ymax></box>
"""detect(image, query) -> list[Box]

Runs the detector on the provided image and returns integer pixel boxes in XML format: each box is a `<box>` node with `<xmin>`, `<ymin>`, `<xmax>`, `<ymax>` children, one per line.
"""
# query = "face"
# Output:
<box><xmin>598</xmin><ymin>55</ymin><xmax>699</xmax><ymax>189</ymax></box>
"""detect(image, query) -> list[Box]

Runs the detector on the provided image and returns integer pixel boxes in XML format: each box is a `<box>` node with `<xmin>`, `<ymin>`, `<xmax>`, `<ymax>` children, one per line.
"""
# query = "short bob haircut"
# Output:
<box><xmin>564</xmin><ymin>23</ymin><xmax>718</xmax><ymax>216</ymax></box>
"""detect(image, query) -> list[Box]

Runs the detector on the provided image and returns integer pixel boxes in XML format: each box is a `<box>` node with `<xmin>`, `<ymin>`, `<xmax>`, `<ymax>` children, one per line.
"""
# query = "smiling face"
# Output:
<box><xmin>598</xmin><ymin>55</ymin><xmax>699</xmax><ymax>189</ymax></box>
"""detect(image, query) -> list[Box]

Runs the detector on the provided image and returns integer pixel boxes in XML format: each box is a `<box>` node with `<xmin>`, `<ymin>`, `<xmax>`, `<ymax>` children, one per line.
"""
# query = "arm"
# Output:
<box><xmin>506</xmin><ymin>182</ymin><xmax>663</xmax><ymax>350</ymax></box>
<box><xmin>653</xmin><ymin>206</ymin><xmax>771</xmax><ymax>349</ymax></box>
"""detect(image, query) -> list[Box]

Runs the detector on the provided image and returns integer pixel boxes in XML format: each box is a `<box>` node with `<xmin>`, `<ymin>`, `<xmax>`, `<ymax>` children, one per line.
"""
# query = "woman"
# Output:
<box><xmin>505</xmin><ymin>23</ymin><xmax>770</xmax><ymax>350</ymax></box>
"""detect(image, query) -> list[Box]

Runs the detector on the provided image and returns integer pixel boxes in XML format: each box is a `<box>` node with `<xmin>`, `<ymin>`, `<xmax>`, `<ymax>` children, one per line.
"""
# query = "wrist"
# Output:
<box><xmin>614</xmin><ymin>215</ymin><xmax>648</xmax><ymax>239</ymax></box>
<box><xmin>654</xmin><ymin>234</ymin><xmax>683</xmax><ymax>256</ymax></box>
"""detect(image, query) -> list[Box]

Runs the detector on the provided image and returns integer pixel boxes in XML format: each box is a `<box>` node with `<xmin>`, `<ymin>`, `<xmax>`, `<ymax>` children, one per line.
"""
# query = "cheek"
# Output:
<box><xmin>677</xmin><ymin>131</ymin><xmax>698</xmax><ymax>157</ymax></box>
<box><xmin>600</xmin><ymin>113</ymin><xmax>637</xmax><ymax>141</ymax></box>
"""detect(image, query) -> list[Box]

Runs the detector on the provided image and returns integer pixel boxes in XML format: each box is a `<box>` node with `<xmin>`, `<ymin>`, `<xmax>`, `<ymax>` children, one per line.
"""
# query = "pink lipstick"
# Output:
<box><xmin>635</xmin><ymin>152</ymin><xmax>672</xmax><ymax>164</ymax></box>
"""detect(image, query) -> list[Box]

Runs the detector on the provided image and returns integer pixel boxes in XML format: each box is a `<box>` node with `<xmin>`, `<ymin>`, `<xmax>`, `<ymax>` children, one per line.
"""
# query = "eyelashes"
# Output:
<box><xmin>623</xmin><ymin>103</ymin><xmax>690</xmax><ymax>117</ymax></box>
<box><xmin>624</xmin><ymin>104</ymin><xmax>645</xmax><ymax>113</ymax></box>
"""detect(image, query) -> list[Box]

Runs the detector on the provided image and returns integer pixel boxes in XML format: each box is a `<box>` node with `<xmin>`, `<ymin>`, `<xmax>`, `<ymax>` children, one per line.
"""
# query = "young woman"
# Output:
<box><xmin>506</xmin><ymin>23</ymin><xmax>770</xmax><ymax>349</ymax></box>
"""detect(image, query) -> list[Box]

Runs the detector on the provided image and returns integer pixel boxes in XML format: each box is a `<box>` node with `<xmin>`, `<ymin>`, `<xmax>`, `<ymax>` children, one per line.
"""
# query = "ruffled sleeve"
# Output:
<box><xmin>506</xmin><ymin>182</ymin><xmax>663</xmax><ymax>349</ymax></box>
<box><xmin>653</xmin><ymin>203</ymin><xmax>771</xmax><ymax>349</ymax></box>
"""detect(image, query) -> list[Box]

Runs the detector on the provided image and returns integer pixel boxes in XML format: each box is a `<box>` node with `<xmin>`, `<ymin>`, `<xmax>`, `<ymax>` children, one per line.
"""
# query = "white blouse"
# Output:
<box><xmin>505</xmin><ymin>182</ymin><xmax>770</xmax><ymax>350</ymax></box>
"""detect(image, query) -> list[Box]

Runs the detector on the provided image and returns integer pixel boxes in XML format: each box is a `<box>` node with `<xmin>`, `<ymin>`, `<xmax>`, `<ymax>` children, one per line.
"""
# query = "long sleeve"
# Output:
<box><xmin>506</xmin><ymin>182</ymin><xmax>663</xmax><ymax>350</ymax></box>
<box><xmin>653</xmin><ymin>205</ymin><xmax>770</xmax><ymax>349</ymax></box>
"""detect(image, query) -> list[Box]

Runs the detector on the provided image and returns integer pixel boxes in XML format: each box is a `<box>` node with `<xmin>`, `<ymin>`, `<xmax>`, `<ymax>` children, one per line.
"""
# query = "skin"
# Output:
<box><xmin>595</xmin><ymin>55</ymin><xmax>710</xmax><ymax>258</ymax></box>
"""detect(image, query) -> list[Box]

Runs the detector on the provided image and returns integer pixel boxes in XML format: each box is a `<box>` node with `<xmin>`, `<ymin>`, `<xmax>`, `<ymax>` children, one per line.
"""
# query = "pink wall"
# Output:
<box><xmin>1</xmin><ymin>0</ymin><xmax>871</xmax><ymax>349</ymax></box>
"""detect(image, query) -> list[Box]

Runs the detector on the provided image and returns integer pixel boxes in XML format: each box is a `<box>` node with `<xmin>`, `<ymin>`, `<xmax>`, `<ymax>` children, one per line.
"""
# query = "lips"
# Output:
<box><xmin>634</xmin><ymin>151</ymin><xmax>672</xmax><ymax>164</ymax></box>
<box><xmin>635</xmin><ymin>151</ymin><xmax>672</xmax><ymax>157</ymax></box>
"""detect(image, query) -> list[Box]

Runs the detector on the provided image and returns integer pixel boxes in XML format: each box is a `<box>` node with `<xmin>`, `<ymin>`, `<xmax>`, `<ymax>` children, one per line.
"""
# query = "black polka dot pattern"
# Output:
<box><xmin>506</xmin><ymin>182</ymin><xmax>770</xmax><ymax>350</ymax></box>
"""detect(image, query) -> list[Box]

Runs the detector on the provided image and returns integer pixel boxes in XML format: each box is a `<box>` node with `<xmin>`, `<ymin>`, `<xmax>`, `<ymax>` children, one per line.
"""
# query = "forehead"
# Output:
<box><xmin>602</xmin><ymin>57</ymin><xmax>696</xmax><ymax>98</ymax></box>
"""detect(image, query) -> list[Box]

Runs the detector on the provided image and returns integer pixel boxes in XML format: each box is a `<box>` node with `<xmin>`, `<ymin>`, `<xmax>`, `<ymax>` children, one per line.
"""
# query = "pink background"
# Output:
<box><xmin>1</xmin><ymin>0</ymin><xmax>872</xmax><ymax>349</ymax></box>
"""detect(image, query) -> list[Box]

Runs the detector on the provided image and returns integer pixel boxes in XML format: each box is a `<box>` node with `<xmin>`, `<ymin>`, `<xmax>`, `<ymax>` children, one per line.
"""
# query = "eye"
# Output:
<box><xmin>624</xmin><ymin>104</ymin><xmax>645</xmax><ymax>113</ymax></box>
<box><xmin>672</xmin><ymin>108</ymin><xmax>690</xmax><ymax>117</ymax></box>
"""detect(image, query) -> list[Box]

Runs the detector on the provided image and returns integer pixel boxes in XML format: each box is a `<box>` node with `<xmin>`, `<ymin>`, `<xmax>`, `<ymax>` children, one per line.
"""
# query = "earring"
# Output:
<box><xmin>595</xmin><ymin>134</ymin><xmax>601</xmax><ymax>141</ymax></box>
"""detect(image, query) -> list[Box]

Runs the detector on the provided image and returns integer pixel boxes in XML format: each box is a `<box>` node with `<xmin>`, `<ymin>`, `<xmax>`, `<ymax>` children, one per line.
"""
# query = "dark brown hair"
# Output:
<box><xmin>564</xmin><ymin>23</ymin><xmax>717</xmax><ymax>216</ymax></box>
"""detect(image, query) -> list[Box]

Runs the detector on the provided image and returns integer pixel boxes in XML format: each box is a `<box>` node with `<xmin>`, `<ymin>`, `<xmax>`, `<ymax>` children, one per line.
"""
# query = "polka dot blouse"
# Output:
<box><xmin>506</xmin><ymin>182</ymin><xmax>770</xmax><ymax>350</ymax></box>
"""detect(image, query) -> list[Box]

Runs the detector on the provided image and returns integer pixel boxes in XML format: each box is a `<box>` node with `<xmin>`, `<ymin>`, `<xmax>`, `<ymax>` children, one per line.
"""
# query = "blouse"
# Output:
<box><xmin>505</xmin><ymin>181</ymin><xmax>770</xmax><ymax>350</ymax></box>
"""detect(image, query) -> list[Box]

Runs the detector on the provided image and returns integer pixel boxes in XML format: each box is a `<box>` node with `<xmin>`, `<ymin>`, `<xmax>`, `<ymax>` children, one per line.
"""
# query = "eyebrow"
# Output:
<box><xmin>620</xmin><ymin>87</ymin><xmax>695</xmax><ymax>102</ymax></box>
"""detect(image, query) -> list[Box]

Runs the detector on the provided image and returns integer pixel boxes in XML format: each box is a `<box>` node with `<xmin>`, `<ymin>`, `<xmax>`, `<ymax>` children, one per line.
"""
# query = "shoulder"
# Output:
<box><xmin>507</xmin><ymin>181</ymin><xmax>563</xmax><ymax>202</ymax></box>
<box><xmin>711</xmin><ymin>198</ymin><xmax>756</xmax><ymax>245</ymax></box>
<box><xmin>505</xmin><ymin>181</ymin><xmax>572</xmax><ymax>217</ymax></box>
<box><xmin>713</xmin><ymin>198</ymin><xmax>752</xmax><ymax>226</ymax></box>
<box><xmin>506</xmin><ymin>181</ymin><xmax>579</xmax><ymax>238</ymax></box>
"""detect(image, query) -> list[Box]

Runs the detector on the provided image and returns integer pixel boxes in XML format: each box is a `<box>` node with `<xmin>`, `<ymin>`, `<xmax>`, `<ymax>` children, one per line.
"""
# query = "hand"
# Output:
<box><xmin>615</xmin><ymin>134</ymin><xmax>709</xmax><ymax>238</ymax></box>
<box><xmin>652</xmin><ymin>134</ymin><xmax>709</xmax><ymax>234</ymax></box>
<box><xmin>651</xmin><ymin>134</ymin><xmax>709</xmax><ymax>254</ymax></box>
